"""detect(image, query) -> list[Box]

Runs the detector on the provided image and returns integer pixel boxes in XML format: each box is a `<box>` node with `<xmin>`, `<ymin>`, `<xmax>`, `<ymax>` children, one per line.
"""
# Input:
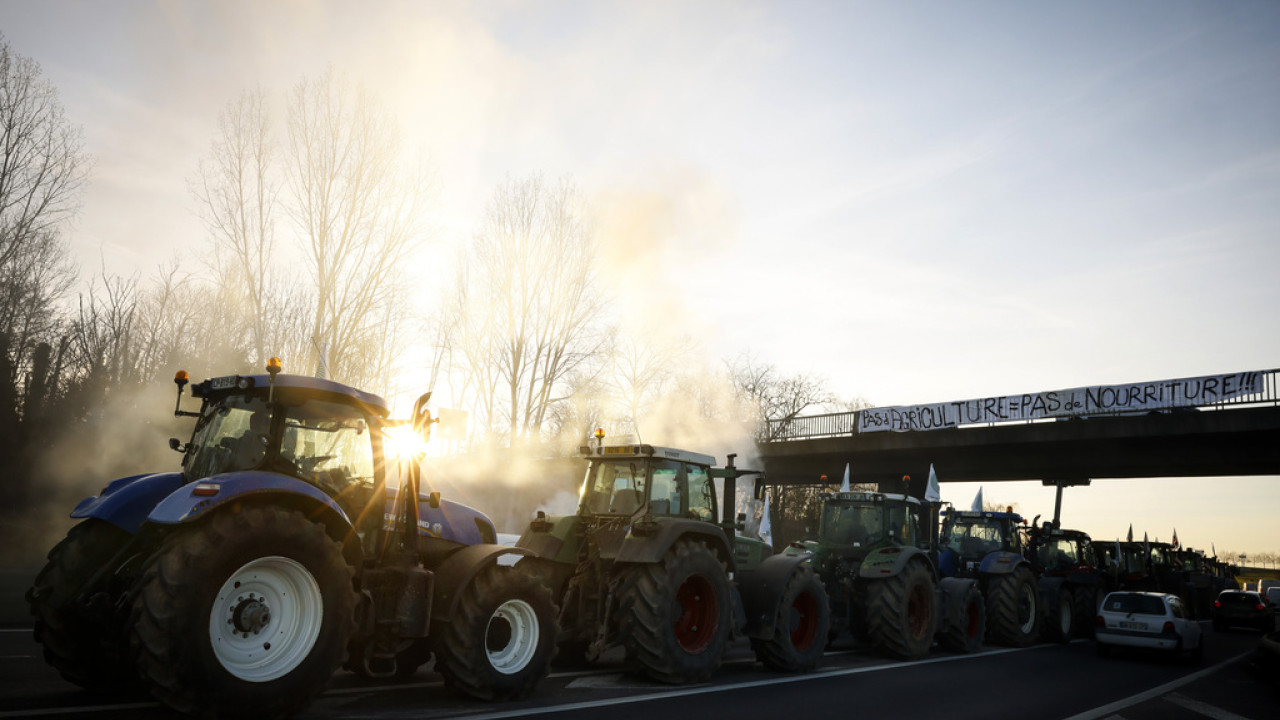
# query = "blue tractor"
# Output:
<box><xmin>26</xmin><ymin>361</ymin><xmax>557</xmax><ymax>717</ymax></box>
<box><xmin>937</xmin><ymin>507</ymin><xmax>1042</xmax><ymax>647</ymax></box>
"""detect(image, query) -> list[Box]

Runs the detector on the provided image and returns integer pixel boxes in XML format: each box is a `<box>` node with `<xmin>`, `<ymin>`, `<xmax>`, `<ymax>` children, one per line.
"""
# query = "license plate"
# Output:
<box><xmin>210</xmin><ymin>376</ymin><xmax>237</xmax><ymax>390</ymax></box>
<box><xmin>1120</xmin><ymin>621</ymin><xmax>1146</xmax><ymax>630</ymax></box>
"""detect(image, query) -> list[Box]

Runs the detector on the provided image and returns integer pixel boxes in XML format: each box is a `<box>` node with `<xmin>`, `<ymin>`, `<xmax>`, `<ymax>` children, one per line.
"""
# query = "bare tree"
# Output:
<box><xmin>284</xmin><ymin>69</ymin><xmax>432</xmax><ymax>390</ymax></box>
<box><xmin>728</xmin><ymin>353</ymin><xmax>834</xmax><ymax>440</ymax></box>
<box><xmin>0</xmin><ymin>35</ymin><xmax>88</xmax><ymax>397</ymax></box>
<box><xmin>444</xmin><ymin>175</ymin><xmax>605</xmax><ymax>444</ymax></box>
<box><xmin>606</xmin><ymin>328</ymin><xmax>691</xmax><ymax>439</ymax></box>
<box><xmin>190</xmin><ymin>89</ymin><xmax>277</xmax><ymax>363</ymax></box>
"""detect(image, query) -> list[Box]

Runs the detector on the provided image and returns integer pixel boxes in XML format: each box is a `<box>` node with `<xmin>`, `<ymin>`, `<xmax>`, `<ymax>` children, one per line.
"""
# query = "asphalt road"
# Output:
<box><xmin>1</xmin><ymin>622</ymin><xmax>1275</xmax><ymax>720</ymax></box>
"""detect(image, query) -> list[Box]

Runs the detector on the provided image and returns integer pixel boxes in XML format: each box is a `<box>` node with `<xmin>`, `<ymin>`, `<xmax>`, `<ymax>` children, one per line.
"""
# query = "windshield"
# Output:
<box><xmin>279</xmin><ymin>399</ymin><xmax>374</xmax><ymax>492</ymax></box>
<box><xmin>819</xmin><ymin>502</ymin><xmax>883</xmax><ymax>546</ymax></box>
<box><xmin>942</xmin><ymin>518</ymin><xmax>1008</xmax><ymax>558</ymax></box>
<box><xmin>581</xmin><ymin>460</ymin><xmax>647</xmax><ymax>515</ymax></box>
<box><xmin>1037</xmin><ymin>537</ymin><xmax>1080</xmax><ymax>572</ymax></box>
<box><xmin>185</xmin><ymin>395</ymin><xmax>272</xmax><ymax>480</ymax></box>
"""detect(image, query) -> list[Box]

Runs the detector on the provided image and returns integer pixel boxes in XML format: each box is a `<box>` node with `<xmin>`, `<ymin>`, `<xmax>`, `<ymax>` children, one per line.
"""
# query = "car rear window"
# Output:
<box><xmin>1219</xmin><ymin>592</ymin><xmax>1261</xmax><ymax>606</ymax></box>
<box><xmin>1104</xmin><ymin>594</ymin><xmax>1166</xmax><ymax>615</ymax></box>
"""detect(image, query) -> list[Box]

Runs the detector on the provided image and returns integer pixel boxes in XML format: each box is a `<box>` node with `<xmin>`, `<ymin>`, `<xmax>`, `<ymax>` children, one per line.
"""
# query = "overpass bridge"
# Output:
<box><xmin>757</xmin><ymin>368</ymin><xmax>1280</xmax><ymax>499</ymax></box>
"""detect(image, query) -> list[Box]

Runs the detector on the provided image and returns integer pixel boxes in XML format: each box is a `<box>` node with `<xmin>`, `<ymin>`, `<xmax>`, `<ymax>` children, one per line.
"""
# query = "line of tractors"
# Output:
<box><xmin>25</xmin><ymin>364</ymin><xmax>1241</xmax><ymax>718</ymax></box>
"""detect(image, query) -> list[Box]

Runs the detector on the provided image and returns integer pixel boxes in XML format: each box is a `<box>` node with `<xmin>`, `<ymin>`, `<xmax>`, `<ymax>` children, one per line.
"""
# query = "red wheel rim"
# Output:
<box><xmin>965</xmin><ymin>598</ymin><xmax>982</xmax><ymax>638</ymax></box>
<box><xmin>789</xmin><ymin>590</ymin><xmax>820</xmax><ymax>651</ymax></box>
<box><xmin>674</xmin><ymin>573</ymin><xmax>717</xmax><ymax>653</ymax></box>
<box><xmin>907</xmin><ymin>583</ymin><xmax>931</xmax><ymax>640</ymax></box>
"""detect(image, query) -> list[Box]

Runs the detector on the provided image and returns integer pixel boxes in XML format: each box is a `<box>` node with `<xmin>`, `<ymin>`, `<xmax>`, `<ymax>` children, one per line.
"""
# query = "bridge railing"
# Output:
<box><xmin>764</xmin><ymin>368</ymin><xmax>1280</xmax><ymax>442</ymax></box>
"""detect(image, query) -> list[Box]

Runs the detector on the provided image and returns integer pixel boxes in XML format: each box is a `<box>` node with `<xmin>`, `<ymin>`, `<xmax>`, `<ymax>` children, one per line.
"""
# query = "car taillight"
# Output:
<box><xmin>1162</xmin><ymin>621</ymin><xmax>1175</xmax><ymax>633</ymax></box>
<box><xmin>1256</xmin><ymin>603</ymin><xmax>1266</xmax><ymax>611</ymax></box>
<box><xmin>1213</xmin><ymin>600</ymin><xmax>1221</xmax><ymax>608</ymax></box>
<box><xmin>1095</xmin><ymin>615</ymin><xmax>1105</xmax><ymax>627</ymax></box>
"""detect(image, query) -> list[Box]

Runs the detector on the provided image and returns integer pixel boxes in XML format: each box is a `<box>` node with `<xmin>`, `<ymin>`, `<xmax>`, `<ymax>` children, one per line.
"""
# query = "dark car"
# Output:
<box><xmin>1212</xmin><ymin>590</ymin><xmax>1273</xmax><ymax>632</ymax></box>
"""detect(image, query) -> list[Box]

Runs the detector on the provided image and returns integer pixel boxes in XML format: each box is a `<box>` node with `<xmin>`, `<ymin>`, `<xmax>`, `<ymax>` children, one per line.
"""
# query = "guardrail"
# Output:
<box><xmin>764</xmin><ymin>368</ymin><xmax>1280</xmax><ymax>442</ymax></box>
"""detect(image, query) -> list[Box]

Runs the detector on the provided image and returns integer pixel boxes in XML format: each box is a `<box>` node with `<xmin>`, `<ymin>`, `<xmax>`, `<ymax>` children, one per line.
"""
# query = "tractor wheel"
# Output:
<box><xmin>750</xmin><ymin>564</ymin><xmax>830</xmax><ymax>672</ymax></box>
<box><xmin>1044</xmin><ymin>588</ymin><xmax>1076</xmax><ymax>643</ymax></box>
<box><xmin>432</xmin><ymin>563</ymin><xmax>557</xmax><ymax>700</ymax></box>
<box><xmin>615</xmin><ymin>539</ymin><xmax>732</xmax><ymax>683</ymax></box>
<box><xmin>865</xmin><ymin>559</ymin><xmax>937</xmax><ymax>660</ymax></box>
<box><xmin>985</xmin><ymin>567</ymin><xmax>1040</xmax><ymax>647</ymax></box>
<box><xmin>940</xmin><ymin>581</ymin><xmax>986</xmax><ymax>654</ymax></box>
<box><xmin>1073</xmin><ymin>586</ymin><xmax>1099</xmax><ymax>638</ymax></box>
<box><xmin>28</xmin><ymin>519</ymin><xmax>142</xmax><ymax>693</ymax></box>
<box><xmin>130</xmin><ymin>506</ymin><xmax>356</xmax><ymax>718</ymax></box>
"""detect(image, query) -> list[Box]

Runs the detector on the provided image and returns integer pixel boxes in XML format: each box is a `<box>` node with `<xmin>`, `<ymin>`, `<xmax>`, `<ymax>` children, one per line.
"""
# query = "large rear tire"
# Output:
<box><xmin>615</xmin><ymin>539</ymin><xmax>732</xmax><ymax>683</ymax></box>
<box><xmin>28</xmin><ymin>519</ymin><xmax>141</xmax><ymax>693</ymax></box>
<box><xmin>985</xmin><ymin>567</ymin><xmax>1040</xmax><ymax>647</ymax></box>
<box><xmin>940</xmin><ymin>581</ymin><xmax>986</xmax><ymax>654</ymax></box>
<box><xmin>432</xmin><ymin>563</ymin><xmax>557</xmax><ymax>700</ymax></box>
<box><xmin>130</xmin><ymin>506</ymin><xmax>356</xmax><ymax>718</ymax></box>
<box><xmin>750</xmin><ymin>564</ymin><xmax>830</xmax><ymax>672</ymax></box>
<box><xmin>865</xmin><ymin>559</ymin><xmax>936</xmax><ymax>660</ymax></box>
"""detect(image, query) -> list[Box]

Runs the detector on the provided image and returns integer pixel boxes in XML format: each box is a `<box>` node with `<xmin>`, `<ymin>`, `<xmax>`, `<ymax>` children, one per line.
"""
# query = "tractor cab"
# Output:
<box><xmin>1024</xmin><ymin>526</ymin><xmax>1095</xmax><ymax>576</ymax></box>
<box><xmin>576</xmin><ymin>444</ymin><xmax>719</xmax><ymax>523</ymax></box>
<box><xmin>809</xmin><ymin>491</ymin><xmax>929</xmax><ymax>564</ymax></box>
<box><xmin>175</xmin><ymin>371</ymin><xmax>390</xmax><ymax>518</ymax></box>
<box><xmin>939</xmin><ymin>509</ymin><xmax>1024</xmax><ymax>565</ymax></box>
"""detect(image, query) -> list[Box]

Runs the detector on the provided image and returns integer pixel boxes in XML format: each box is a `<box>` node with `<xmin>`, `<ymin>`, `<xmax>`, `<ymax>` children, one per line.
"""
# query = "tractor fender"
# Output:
<box><xmin>858</xmin><ymin>545</ymin><xmax>933</xmax><ymax>580</ymax></box>
<box><xmin>145</xmin><ymin>470</ymin><xmax>353</xmax><ymax>530</ymax></box>
<box><xmin>430</xmin><ymin>542</ymin><xmax>531</xmax><ymax>621</ymax></box>
<box><xmin>614</xmin><ymin>518</ymin><xmax>734</xmax><ymax>571</ymax></box>
<box><xmin>70</xmin><ymin>471</ymin><xmax>186</xmax><ymax>534</ymax></box>
<box><xmin>978</xmin><ymin>551</ymin><xmax>1028</xmax><ymax>575</ymax></box>
<box><xmin>735</xmin><ymin>552</ymin><xmax>815</xmax><ymax>639</ymax></box>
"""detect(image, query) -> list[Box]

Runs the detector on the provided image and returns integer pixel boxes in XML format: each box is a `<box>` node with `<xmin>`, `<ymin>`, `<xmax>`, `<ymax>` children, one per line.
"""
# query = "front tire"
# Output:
<box><xmin>985</xmin><ymin>567</ymin><xmax>1040</xmax><ymax>647</ymax></box>
<box><xmin>130</xmin><ymin>506</ymin><xmax>356</xmax><ymax>718</ymax></box>
<box><xmin>28</xmin><ymin>519</ymin><xmax>141</xmax><ymax>693</ymax></box>
<box><xmin>615</xmin><ymin>539</ymin><xmax>732</xmax><ymax>683</ymax></box>
<box><xmin>1045</xmin><ymin>588</ymin><xmax>1076</xmax><ymax>643</ymax></box>
<box><xmin>750</xmin><ymin>565</ymin><xmax>830</xmax><ymax>672</ymax></box>
<box><xmin>940</xmin><ymin>581</ymin><xmax>986</xmax><ymax>654</ymax></box>
<box><xmin>432</xmin><ymin>563</ymin><xmax>557</xmax><ymax>700</ymax></box>
<box><xmin>865</xmin><ymin>559</ymin><xmax>936</xmax><ymax>660</ymax></box>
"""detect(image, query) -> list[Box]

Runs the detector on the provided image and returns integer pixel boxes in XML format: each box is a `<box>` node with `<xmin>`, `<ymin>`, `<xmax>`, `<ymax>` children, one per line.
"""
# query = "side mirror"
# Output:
<box><xmin>753</xmin><ymin>478</ymin><xmax>766</xmax><ymax>501</ymax></box>
<box><xmin>168</xmin><ymin>438</ymin><xmax>182</xmax><ymax>452</ymax></box>
<box><xmin>428</xmin><ymin>491</ymin><xmax>441</xmax><ymax>509</ymax></box>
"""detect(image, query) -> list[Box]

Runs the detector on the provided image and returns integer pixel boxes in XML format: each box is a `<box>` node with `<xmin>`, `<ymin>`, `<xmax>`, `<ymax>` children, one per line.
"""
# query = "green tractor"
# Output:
<box><xmin>516</xmin><ymin>441</ymin><xmax>830</xmax><ymax>683</ymax></box>
<box><xmin>788</xmin><ymin>490</ymin><xmax>985</xmax><ymax>660</ymax></box>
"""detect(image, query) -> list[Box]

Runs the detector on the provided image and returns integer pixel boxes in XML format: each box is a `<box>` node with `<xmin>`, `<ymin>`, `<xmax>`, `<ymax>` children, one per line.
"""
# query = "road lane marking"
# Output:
<box><xmin>1164</xmin><ymin>691</ymin><xmax>1254</xmax><ymax>720</ymax></box>
<box><xmin>0</xmin><ymin>702</ymin><xmax>159</xmax><ymax>718</ymax></box>
<box><xmin>1058</xmin><ymin>653</ymin><xmax>1250</xmax><ymax>720</ymax></box>
<box><xmin>346</xmin><ymin>646</ymin><xmax>1039</xmax><ymax>720</ymax></box>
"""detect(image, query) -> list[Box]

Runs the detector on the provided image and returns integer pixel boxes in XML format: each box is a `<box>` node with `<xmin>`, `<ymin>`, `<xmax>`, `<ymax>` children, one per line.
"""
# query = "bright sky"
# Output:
<box><xmin>3</xmin><ymin>0</ymin><xmax>1278</xmax><ymax>556</ymax></box>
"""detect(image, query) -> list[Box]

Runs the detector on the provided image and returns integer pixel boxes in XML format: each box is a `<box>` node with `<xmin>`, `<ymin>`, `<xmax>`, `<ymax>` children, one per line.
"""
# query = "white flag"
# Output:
<box><xmin>758</xmin><ymin>489</ymin><xmax>772</xmax><ymax>546</ymax></box>
<box><xmin>970</xmin><ymin>486</ymin><xmax>984</xmax><ymax>512</ymax></box>
<box><xmin>839</xmin><ymin>462</ymin><xmax>851</xmax><ymax>492</ymax></box>
<box><xmin>925</xmin><ymin>464</ymin><xmax>941</xmax><ymax>502</ymax></box>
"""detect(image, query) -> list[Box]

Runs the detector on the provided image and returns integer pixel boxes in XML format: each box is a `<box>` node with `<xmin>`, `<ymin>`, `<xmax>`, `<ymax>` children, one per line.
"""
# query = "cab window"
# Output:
<box><xmin>685</xmin><ymin>464</ymin><xmax>716</xmax><ymax>521</ymax></box>
<box><xmin>280</xmin><ymin>400</ymin><xmax>374</xmax><ymax>492</ymax></box>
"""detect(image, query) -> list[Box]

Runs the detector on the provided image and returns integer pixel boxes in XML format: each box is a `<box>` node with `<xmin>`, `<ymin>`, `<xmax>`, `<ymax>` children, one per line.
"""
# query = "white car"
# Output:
<box><xmin>1095</xmin><ymin>591</ymin><xmax>1204</xmax><ymax>661</ymax></box>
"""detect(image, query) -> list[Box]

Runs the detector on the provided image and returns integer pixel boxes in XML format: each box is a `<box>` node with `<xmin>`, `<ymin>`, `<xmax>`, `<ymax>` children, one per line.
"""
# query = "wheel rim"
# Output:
<box><xmin>209</xmin><ymin>556</ymin><xmax>323</xmax><ymax>682</ymax></box>
<box><xmin>673</xmin><ymin>573</ymin><xmax>717</xmax><ymax>653</ymax></box>
<box><xmin>789</xmin><ymin>590</ymin><xmax>820</xmax><ymax>652</ymax></box>
<box><xmin>1017</xmin><ymin>583</ymin><xmax>1036</xmax><ymax>634</ymax></box>
<box><xmin>486</xmin><ymin>598</ymin><xmax>540</xmax><ymax>675</ymax></box>
<box><xmin>907</xmin><ymin>583</ymin><xmax>931</xmax><ymax>640</ymax></box>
